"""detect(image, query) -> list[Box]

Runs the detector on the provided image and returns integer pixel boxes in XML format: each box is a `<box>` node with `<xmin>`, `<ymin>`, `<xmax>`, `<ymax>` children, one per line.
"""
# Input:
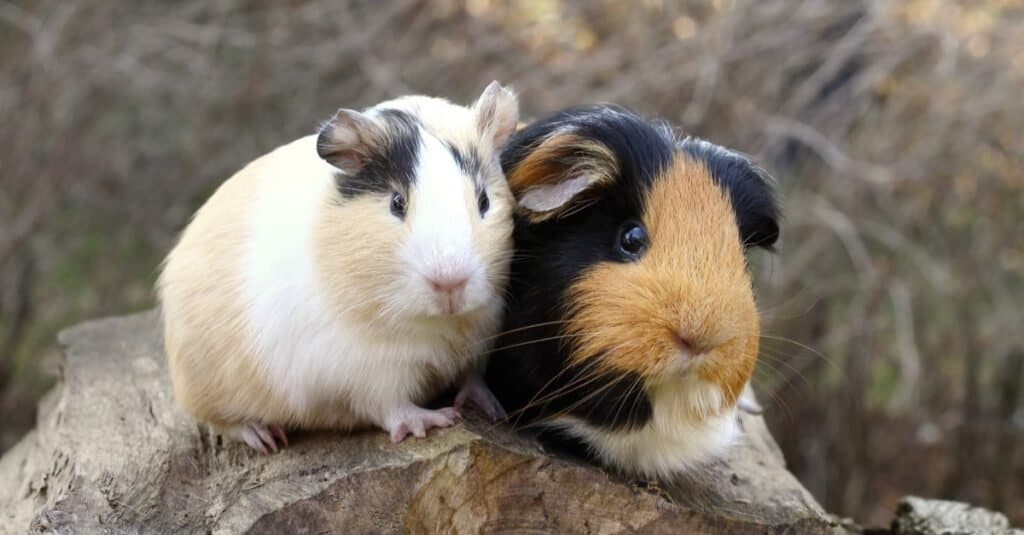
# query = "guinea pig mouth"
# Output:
<box><xmin>658</xmin><ymin>332</ymin><xmax>709</xmax><ymax>376</ymax></box>
<box><xmin>425</xmin><ymin>300</ymin><xmax>478</xmax><ymax>318</ymax></box>
<box><xmin>659</xmin><ymin>351</ymin><xmax>706</xmax><ymax>377</ymax></box>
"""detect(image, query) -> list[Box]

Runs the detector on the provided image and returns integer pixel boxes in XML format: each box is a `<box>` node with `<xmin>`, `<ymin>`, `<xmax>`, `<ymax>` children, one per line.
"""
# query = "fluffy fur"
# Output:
<box><xmin>487</xmin><ymin>105</ymin><xmax>778</xmax><ymax>478</ymax></box>
<box><xmin>159</xmin><ymin>83</ymin><xmax>518</xmax><ymax>449</ymax></box>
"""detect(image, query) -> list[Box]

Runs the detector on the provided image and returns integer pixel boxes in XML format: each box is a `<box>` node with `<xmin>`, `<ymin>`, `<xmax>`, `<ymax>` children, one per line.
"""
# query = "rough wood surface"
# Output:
<box><xmin>0</xmin><ymin>311</ymin><xmax>839</xmax><ymax>534</ymax></box>
<box><xmin>890</xmin><ymin>496</ymin><xmax>1022</xmax><ymax>535</ymax></box>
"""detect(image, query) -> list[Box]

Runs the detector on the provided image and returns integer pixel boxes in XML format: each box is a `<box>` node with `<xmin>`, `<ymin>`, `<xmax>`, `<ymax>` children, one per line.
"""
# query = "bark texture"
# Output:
<box><xmin>0</xmin><ymin>311</ymin><xmax>846</xmax><ymax>533</ymax></box>
<box><xmin>889</xmin><ymin>496</ymin><xmax>1022</xmax><ymax>535</ymax></box>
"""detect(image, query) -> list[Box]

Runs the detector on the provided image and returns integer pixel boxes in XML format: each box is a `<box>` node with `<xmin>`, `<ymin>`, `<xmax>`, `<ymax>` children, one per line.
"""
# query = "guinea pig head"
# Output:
<box><xmin>315</xmin><ymin>82</ymin><xmax>518</xmax><ymax>323</ymax></box>
<box><xmin>504</xmin><ymin>107</ymin><xmax>778</xmax><ymax>418</ymax></box>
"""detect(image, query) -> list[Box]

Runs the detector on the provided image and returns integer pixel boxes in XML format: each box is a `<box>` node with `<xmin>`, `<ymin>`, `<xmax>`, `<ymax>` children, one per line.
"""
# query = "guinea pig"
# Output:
<box><xmin>158</xmin><ymin>82</ymin><xmax>519</xmax><ymax>452</ymax></box>
<box><xmin>486</xmin><ymin>105</ymin><xmax>779</xmax><ymax>479</ymax></box>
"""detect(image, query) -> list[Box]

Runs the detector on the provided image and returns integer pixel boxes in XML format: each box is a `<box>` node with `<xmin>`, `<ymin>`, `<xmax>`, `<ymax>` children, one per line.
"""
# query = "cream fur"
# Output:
<box><xmin>158</xmin><ymin>89</ymin><xmax>516</xmax><ymax>438</ymax></box>
<box><xmin>549</xmin><ymin>378</ymin><xmax>741</xmax><ymax>479</ymax></box>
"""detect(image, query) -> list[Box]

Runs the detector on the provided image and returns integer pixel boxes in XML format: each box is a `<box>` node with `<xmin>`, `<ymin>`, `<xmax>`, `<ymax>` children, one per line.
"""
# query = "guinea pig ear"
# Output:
<box><xmin>507</xmin><ymin>132</ymin><xmax>617</xmax><ymax>222</ymax></box>
<box><xmin>316</xmin><ymin>108</ymin><xmax>387</xmax><ymax>175</ymax></box>
<box><xmin>679</xmin><ymin>138</ymin><xmax>780</xmax><ymax>250</ymax></box>
<box><xmin>473</xmin><ymin>81</ymin><xmax>519</xmax><ymax>149</ymax></box>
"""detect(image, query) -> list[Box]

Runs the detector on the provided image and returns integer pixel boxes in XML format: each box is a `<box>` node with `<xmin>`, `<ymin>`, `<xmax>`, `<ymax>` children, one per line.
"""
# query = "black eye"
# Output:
<box><xmin>390</xmin><ymin>192</ymin><xmax>407</xmax><ymax>219</ymax></box>
<box><xmin>617</xmin><ymin>222</ymin><xmax>649</xmax><ymax>260</ymax></box>
<box><xmin>477</xmin><ymin>189</ymin><xmax>490</xmax><ymax>216</ymax></box>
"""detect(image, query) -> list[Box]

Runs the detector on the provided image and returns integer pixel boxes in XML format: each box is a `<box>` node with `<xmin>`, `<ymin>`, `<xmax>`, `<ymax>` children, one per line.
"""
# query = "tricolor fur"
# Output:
<box><xmin>158</xmin><ymin>84</ymin><xmax>518</xmax><ymax>443</ymax></box>
<box><xmin>487</xmin><ymin>105</ymin><xmax>779</xmax><ymax>479</ymax></box>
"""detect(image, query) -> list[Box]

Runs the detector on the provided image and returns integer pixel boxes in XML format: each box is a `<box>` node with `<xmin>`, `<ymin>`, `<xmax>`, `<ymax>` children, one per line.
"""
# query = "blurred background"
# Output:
<box><xmin>1</xmin><ymin>0</ymin><xmax>1021</xmax><ymax>526</ymax></box>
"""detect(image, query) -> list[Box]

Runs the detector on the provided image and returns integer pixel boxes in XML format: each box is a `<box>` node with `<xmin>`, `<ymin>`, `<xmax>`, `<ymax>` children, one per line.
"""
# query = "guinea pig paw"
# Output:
<box><xmin>455</xmin><ymin>377</ymin><xmax>508</xmax><ymax>422</ymax></box>
<box><xmin>386</xmin><ymin>406</ymin><xmax>461</xmax><ymax>443</ymax></box>
<box><xmin>234</xmin><ymin>423</ymin><xmax>287</xmax><ymax>454</ymax></box>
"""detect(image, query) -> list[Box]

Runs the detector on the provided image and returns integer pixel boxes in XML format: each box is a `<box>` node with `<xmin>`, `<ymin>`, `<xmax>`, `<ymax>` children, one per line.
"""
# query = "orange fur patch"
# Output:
<box><xmin>160</xmin><ymin>154</ymin><xmax>297</xmax><ymax>428</ymax></box>
<box><xmin>564</xmin><ymin>155</ymin><xmax>760</xmax><ymax>409</ymax></box>
<box><xmin>161</xmin><ymin>138</ymin><xmax>368</xmax><ymax>431</ymax></box>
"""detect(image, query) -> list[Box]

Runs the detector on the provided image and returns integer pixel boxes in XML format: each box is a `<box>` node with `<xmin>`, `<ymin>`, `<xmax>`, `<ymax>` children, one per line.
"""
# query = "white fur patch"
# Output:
<box><xmin>243</xmin><ymin>136</ymin><xmax>360</xmax><ymax>415</ymax></box>
<box><xmin>241</xmin><ymin>136</ymin><xmax>476</xmax><ymax>426</ymax></box>
<box><xmin>402</xmin><ymin>129</ymin><xmax>485</xmax><ymax>315</ymax></box>
<box><xmin>547</xmin><ymin>379</ymin><xmax>741</xmax><ymax>479</ymax></box>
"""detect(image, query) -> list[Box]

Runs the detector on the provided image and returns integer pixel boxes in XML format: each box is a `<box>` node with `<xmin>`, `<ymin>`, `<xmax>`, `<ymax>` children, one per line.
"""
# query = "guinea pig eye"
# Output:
<box><xmin>477</xmin><ymin>189</ymin><xmax>490</xmax><ymax>217</ymax></box>
<box><xmin>617</xmin><ymin>222</ymin><xmax>649</xmax><ymax>260</ymax></box>
<box><xmin>390</xmin><ymin>191</ymin><xmax>407</xmax><ymax>219</ymax></box>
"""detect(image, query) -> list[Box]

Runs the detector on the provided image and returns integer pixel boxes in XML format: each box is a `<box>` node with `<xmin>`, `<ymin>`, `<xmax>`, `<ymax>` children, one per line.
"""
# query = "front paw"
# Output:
<box><xmin>221</xmin><ymin>423</ymin><xmax>289</xmax><ymax>454</ymax></box>
<box><xmin>455</xmin><ymin>375</ymin><xmax>507</xmax><ymax>422</ymax></box>
<box><xmin>384</xmin><ymin>405</ymin><xmax>461</xmax><ymax>443</ymax></box>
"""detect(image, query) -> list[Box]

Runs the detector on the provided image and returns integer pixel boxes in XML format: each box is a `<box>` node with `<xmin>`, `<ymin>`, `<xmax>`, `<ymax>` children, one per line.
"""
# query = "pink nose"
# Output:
<box><xmin>428</xmin><ymin>276</ymin><xmax>469</xmax><ymax>294</ymax></box>
<box><xmin>674</xmin><ymin>333</ymin><xmax>696</xmax><ymax>355</ymax></box>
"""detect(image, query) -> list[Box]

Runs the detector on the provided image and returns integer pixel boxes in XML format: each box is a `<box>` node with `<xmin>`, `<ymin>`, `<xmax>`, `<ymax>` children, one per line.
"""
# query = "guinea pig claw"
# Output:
<box><xmin>270</xmin><ymin>425</ymin><xmax>289</xmax><ymax>447</ymax></box>
<box><xmin>256</xmin><ymin>426</ymin><xmax>279</xmax><ymax>453</ymax></box>
<box><xmin>234</xmin><ymin>423</ymin><xmax>286</xmax><ymax>454</ymax></box>
<box><xmin>455</xmin><ymin>377</ymin><xmax>508</xmax><ymax>422</ymax></box>
<box><xmin>241</xmin><ymin>433</ymin><xmax>269</xmax><ymax>454</ymax></box>
<box><xmin>386</xmin><ymin>405</ymin><xmax>461</xmax><ymax>443</ymax></box>
<box><xmin>389</xmin><ymin>423</ymin><xmax>410</xmax><ymax>443</ymax></box>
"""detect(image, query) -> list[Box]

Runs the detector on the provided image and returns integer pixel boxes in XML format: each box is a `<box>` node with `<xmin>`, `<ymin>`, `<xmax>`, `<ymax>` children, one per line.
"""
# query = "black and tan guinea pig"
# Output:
<box><xmin>486</xmin><ymin>105</ymin><xmax>779</xmax><ymax>479</ymax></box>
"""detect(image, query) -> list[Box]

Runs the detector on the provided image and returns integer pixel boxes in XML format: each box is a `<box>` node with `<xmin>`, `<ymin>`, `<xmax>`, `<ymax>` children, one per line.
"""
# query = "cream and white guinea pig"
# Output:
<box><xmin>486</xmin><ymin>105</ymin><xmax>779</xmax><ymax>479</ymax></box>
<box><xmin>158</xmin><ymin>82</ymin><xmax>518</xmax><ymax>452</ymax></box>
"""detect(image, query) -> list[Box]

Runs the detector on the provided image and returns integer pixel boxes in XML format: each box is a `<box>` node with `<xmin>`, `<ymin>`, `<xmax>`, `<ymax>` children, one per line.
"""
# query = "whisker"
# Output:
<box><xmin>520</xmin><ymin>365</ymin><xmax>612</xmax><ymax>414</ymax></box>
<box><xmin>757</xmin><ymin>293</ymin><xmax>823</xmax><ymax>319</ymax></box>
<box><xmin>759</xmin><ymin>334</ymin><xmax>834</xmax><ymax>368</ymax></box>
<box><xmin>611</xmin><ymin>373</ymin><xmax>646</xmax><ymax>429</ymax></box>
<box><xmin>751</xmin><ymin>380</ymin><xmax>793</xmax><ymax>421</ymax></box>
<box><xmin>753</xmin><ymin>354</ymin><xmax>811</xmax><ymax>390</ymax></box>
<box><xmin>481</xmin><ymin>319</ymin><xmax>574</xmax><ymax>342</ymax></box>
<box><xmin>507</xmin><ymin>358</ymin><xmax>607</xmax><ymax>428</ymax></box>
<box><xmin>488</xmin><ymin>333</ymin><xmax>584</xmax><ymax>354</ymax></box>
<box><xmin>505</xmin><ymin>362</ymin><xmax>634</xmax><ymax>430</ymax></box>
<box><xmin>537</xmin><ymin>374</ymin><xmax>631</xmax><ymax>425</ymax></box>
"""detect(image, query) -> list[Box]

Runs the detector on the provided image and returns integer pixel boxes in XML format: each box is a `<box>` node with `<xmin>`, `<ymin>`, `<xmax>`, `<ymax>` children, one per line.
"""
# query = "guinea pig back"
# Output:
<box><xmin>487</xmin><ymin>105</ymin><xmax>779</xmax><ymax>478</ymax></box>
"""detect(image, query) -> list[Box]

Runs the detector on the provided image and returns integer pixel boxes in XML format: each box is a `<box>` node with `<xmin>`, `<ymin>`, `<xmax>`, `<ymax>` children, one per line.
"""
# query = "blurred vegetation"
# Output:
<box><xmin>1</xmin><ymin>0</ymin><xmax>1022</xmax><ymax>527</ymax></box>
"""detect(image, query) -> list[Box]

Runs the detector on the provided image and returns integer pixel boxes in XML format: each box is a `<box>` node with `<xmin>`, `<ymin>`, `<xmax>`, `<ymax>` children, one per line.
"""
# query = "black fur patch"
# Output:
<box><xmin>446</xmin><ymin>143</ymin><xmax>482</xmax><ymax>177</ymax></box>
<box><xmin>489</xmin><ymin>105</ymin><xmax>674</xmax><ymax>435</ymax></box>
<box><xmin>678</xmin><ymin>138</ymin><xmax>780</xmax><ymax>249</ymax></box>
<box><xmin>500</xmin><ymin>104</ymin><xmax>675</xmax><ymax>199</ymax></box>
<box><xmin>489</xmin><ymin>105</ymin><xmax>780</xmax><ymax>456</ymax></box>
<box><xmin>335</xmin><ymin>109</ymin><xmax>421</xmax><ymax>199</ymax></box>
<box><xmin>445</xmin><ymin>142</ymin><xmax>486</xmax><ymax>193</ymax></box>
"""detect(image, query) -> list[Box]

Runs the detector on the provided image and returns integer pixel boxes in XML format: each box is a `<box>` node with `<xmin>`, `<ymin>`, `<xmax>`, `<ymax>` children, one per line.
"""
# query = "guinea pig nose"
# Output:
<box><xmin>428</xmin><ymin>275</ymin><xmax>469</xmax><ymax>294</ymax></box>
<box><xmin>673</xmin><ymin>333</ymin><xmax>695</xmax><ymax>355</ymax></box>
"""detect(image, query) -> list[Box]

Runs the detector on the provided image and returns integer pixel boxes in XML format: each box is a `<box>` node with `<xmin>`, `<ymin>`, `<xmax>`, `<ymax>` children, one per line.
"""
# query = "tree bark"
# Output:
<box><xmin>0</xmin><ymin>311</ymin><xmax>851</xmax><ymax>533</ymax></box>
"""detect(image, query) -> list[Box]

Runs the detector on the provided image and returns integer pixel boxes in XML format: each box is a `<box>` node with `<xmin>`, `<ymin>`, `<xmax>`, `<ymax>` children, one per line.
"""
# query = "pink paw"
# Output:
<box><xmin>229</xmin><ymin>423</ymin><xmax>288</xmax><ymax>454</ymax></box>
<box><xmin>455</xmin><ymin>375</ymin><xmax>507</xmax><ymax>422</ymax></box>
<box><xmin>386</xmin><ymin>406</ymin><xmax>460</xmax><ymax>443</ymax></box>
